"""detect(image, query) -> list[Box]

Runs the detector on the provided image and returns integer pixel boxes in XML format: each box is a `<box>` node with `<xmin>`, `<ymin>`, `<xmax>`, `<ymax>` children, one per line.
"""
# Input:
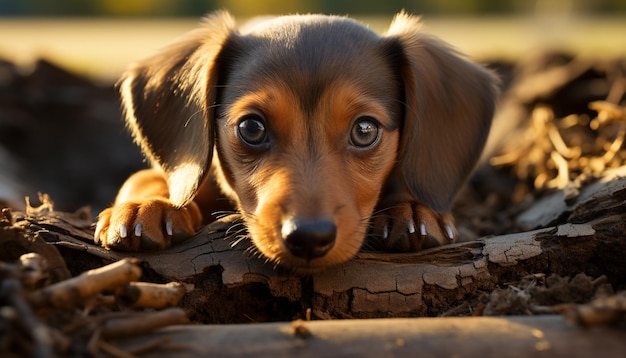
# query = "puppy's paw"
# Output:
<box><xmin>372</xmin><ymin>202</ymin><xmax>457</xmax><ymax>252</ymax></box>
<box><xmin>94</xmin><ymin>198</ymin><xmax>201</xmax><ymax>251</ymax></box>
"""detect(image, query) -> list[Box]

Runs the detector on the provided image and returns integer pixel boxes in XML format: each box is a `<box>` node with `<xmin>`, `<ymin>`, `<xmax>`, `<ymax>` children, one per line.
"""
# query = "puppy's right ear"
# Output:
<box><xmin>119</xmin><ymin>11</ymin><xmax>236</xmax><ymax>208</ymax></box>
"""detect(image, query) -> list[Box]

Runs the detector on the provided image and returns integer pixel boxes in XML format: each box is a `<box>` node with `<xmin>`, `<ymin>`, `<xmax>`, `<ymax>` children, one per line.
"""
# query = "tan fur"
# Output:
<box><xmin>95</xmin><ymin>11</ymin><xmax>498</xmax><ymax>272</ymax></box>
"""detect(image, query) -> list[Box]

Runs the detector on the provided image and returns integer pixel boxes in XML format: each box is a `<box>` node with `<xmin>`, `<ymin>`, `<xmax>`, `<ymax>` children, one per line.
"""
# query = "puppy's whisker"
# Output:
<box><xmin>211</xmin><ymin>210</ymin><xmax>239</xmax><ymax>220</ymax></box>
<box><xmin>373</xmin><ymin>204</ymin><xmax>407</xmax><ymax>215</ymax></box>
<box><xmin>212</xmin><ymin>84</ymin><xmax>252</xmax><ymax>89</ymax></box>
<box><xmin>243</xmin><ymin>245</ymin><xmax>261</xmax><ymax>258</ymax></box>
<box><xmin>225</xmin><ymin>227</ymin><xmax>247</xmax><ymax>240</ymax></box>
<box><xmin>267</xmin><ymin>258</ymin><xmax>275</xmax><ymax>267</ymax></box>
<box><xmin>389</xmin><ymin>97</ymin><xmax>419</xmax><ymax>118</ymax></box>
<box><xmin>183</xmin><ymin>109</ymin><xmax>204</xmax><ymax>127</ymax></box>
<box><xmin>225</xmin><ymin>225</ymin><xmax>246</xmax><ymax>238</ymax></box>
<box><xmin>230</xmin><ymin>234</ymin><xmax>250</xmax><ymax>248</ymax></box>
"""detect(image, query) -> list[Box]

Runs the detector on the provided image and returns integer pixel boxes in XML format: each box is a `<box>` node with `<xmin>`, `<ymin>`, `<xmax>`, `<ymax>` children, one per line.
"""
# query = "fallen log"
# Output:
<box><xmin>5</xmin><ymin>167</ymin><xmax>626</xmax><ymax>322</ymax></box>
<box><xmin>111</xmin><ymin>315</ymin><xmax>626</xmax><ymax>358</ymax></box>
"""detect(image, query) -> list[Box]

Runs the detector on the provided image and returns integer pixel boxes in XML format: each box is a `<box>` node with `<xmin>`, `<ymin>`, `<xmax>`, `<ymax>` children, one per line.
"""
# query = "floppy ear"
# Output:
<box><xmin>385</xmin><ymin>12</ymin><xmax>499</xmax><ymax>212</ymax></box>
<box><xmin>119</xmin><ymin>11</ymin><xmax>236</xmax><ymax>208</ymax></box>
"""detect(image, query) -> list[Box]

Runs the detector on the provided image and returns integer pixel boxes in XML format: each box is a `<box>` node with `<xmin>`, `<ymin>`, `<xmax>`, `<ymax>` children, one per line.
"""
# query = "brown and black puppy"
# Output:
<box><xmin>95</xmin><ymin>11</ymin><xmax>498</xmax><ymax>272</ymax></box>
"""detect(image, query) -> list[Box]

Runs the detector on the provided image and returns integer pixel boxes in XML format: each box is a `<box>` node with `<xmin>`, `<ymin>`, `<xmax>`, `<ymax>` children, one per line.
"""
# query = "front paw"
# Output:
<box><xmin>94</xmin><ymin>198</ymin><xmax>201</xmax><ymax>251</ymax></box>
<box><xmin>372</xmin><ymin>202</ymin><xmax>457</xmax><ymax>252</ymax></box>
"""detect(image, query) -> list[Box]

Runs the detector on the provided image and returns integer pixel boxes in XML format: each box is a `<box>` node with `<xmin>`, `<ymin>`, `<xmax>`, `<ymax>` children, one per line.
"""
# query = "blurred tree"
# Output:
<box><xmin>593</xmin><ymin>0</ymin><xmax>626</xmax><ymax>11</ymax></box>
<box><xmin>96</xmin><ymin>0</ymin><xmax>178</xmax><ymax>16</ymax></box>
<box><xmin>5</xmin><ymin>0</ymin><xmax>98</xmax><ymax>16</ymax></box>
<box><xmin>216</xmin><ymin>0</ymin><xmax>316</xmax><ymax>16</ymax></box>
<box><xmin>319</xmin><ymin>0</ymin><xmax>415</xmax><ymax>15</ymax></box>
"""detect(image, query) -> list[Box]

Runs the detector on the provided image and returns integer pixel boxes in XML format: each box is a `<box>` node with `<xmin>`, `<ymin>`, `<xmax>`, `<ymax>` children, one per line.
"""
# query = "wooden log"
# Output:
<box><xmin>111</xmin><ymin>315</ymin><xmax>626</xmax><ymax>358</ymax></box>
<box><xmin>6</xmin><ymin>168</ymin><xmax>625</xmax><ymax>322</ymax></box>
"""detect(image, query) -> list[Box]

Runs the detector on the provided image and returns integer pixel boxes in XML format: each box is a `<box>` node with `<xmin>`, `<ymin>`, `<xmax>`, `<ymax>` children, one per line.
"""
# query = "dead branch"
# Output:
<box><xmin>28</xmin><ymin>258</ymin><xmax>142</xmax><ymax>310</ymax></box>
<box><xmin>116</xmin><ymin>282</ymin><xmax>187</xmax><ymax>309</ymax></box>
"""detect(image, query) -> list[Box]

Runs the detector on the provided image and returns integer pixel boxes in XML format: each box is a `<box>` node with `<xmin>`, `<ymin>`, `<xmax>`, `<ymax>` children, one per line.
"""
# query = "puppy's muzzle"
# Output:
<box><xmin>281</xmin><ymin>217</ymin><xmax>336</xmax><ymax>260</ymax></box>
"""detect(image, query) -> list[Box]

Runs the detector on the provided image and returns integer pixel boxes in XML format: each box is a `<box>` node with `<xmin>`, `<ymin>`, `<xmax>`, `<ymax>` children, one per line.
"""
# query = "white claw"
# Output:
<box><xmin>445</xmin><ymin>224</ymin><xmax>455</xmax><ymax>241</ymax></box>
<box><xmin>134</xmin><ymin>223</ymin><xmax>142</xmax><ymax>237</ymax></box>
<box><xmin>119</xmin><ymin>224</ymin><xmax>128</xmax><ymax>239</ymax></box>
<box><xmin>382</xmin><ymin>225</ymin><xmax>389</xmax><ymax>240</ymax></box>
<box><xmin>420</xmin><ymin>222</ymin><xmax>427</xmax><ymax>236</ymax></box>
<box><xmin>166</xmin><ymin>220</ymin><xmax>173</xmax><ymax>236</ymax></box>
<box><xmin>407</xmin><ymin>220</ymin><xmax>416</xmax><ymax>234</ymax></box>
<box><xmin>94</xmin><ymin>221</ymin><xmax>103</xmax><ymax>240</ymax></box>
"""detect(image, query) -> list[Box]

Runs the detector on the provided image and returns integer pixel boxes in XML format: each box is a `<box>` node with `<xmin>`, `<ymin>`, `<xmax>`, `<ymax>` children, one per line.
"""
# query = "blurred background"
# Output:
<box><xmin>1</xmin><ymin>0</ymin><xmax>625</xmax><ymax>80</ymax></box>
<box><xmin>3</xmin><ymin>0</ymin><xmax>626</xmax><ymax>17</ymax></box>
<box><xmin>0</xmin><ymin>0</ymin><xmax>625</xmax><ymax>216</ymax></box>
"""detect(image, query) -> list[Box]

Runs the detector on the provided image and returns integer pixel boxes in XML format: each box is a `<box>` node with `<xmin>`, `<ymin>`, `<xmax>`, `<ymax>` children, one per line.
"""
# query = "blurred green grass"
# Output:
<box><xmin>1</xmin><ymin>15</ymin><xmax>625</xmax><ymax>82</ymax></box>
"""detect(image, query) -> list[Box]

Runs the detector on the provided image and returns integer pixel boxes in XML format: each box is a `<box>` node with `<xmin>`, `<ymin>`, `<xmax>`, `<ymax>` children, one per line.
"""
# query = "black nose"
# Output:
<box><xmin>282</xmin><ymin>218</ymin><xmax>336</xmax><ymax>260</ymax></box>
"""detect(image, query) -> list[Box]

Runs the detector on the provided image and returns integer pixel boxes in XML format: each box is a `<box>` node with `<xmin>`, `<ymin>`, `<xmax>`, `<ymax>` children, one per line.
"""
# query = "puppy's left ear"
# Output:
<box><xmin>119</xmin><ymin>11</ymin><xmax>236</xmax><ymax>208</ymax></box>
<box><xmin>385</xmin><ymin>12</ymin><xmax>499</xmax><ymax>212</ymax></box>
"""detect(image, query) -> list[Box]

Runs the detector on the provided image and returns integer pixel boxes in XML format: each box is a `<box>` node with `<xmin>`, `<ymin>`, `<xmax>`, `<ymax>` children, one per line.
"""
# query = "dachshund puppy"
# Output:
<box><xmin>95</xmin><ymin>11</ymin><xmax>498</xmax><ymax>272</ymax></box>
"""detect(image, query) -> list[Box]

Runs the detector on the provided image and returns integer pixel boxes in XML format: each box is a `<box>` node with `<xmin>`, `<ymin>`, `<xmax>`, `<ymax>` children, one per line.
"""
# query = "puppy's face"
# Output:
<box><xmin>214</xmin><ymin>17</ymin><xmax>402</xmax><ymax>270</ymax></box>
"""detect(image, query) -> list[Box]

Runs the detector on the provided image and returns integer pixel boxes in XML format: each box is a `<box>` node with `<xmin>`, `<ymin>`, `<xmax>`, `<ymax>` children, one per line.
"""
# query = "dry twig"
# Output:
<box><xmin>28</xmin><ymin>258</ymin><xmax>142</xmax><ymax>310</ymax></box>
<box><xmin>116</xmin><ymin>282</ymin><xmax>187</xmax><ymax>309</ymax></box>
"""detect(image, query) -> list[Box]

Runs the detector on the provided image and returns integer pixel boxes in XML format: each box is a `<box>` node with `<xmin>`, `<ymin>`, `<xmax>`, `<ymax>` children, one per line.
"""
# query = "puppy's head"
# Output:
<box><xmin>120</xmin><ymin>12</ymin><xmax>497</xmax><ymax>272</ymax></box>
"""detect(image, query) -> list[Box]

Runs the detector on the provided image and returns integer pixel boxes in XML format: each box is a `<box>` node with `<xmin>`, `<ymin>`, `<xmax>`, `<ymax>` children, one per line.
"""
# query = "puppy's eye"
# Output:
<box><xmin>237</xmin><ymin>115</ymin><xmax>268</xmax><ymax>146</ymax></box>
<box><xmin>350</xmin><ymin>116</ymin><xmax>380</xmax><ymax>148</ymax></box>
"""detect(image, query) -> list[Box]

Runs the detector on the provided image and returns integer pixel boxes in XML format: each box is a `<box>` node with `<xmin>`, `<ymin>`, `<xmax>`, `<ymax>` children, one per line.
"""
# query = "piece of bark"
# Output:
<box><xmin>0</xmin><ymin>206</ymin><xmax>70</xmax><ymax>283</ymax></box>
<box><xmin>518</xmin><ymin>166</ymin><xmax>626</xmax><ymax>230</ymax></box>
<box><xmin>110</xmin><ymin>315</ymin><xmax>626</xmax><ymax>358</ymax></box>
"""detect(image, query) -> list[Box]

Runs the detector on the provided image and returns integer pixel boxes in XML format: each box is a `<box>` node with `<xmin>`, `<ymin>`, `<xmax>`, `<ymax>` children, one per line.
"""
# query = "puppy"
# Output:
<box><xmin>95</xmin><ymin>11</ymin><xmax>498</xmax><ymax>272</ymax></box>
